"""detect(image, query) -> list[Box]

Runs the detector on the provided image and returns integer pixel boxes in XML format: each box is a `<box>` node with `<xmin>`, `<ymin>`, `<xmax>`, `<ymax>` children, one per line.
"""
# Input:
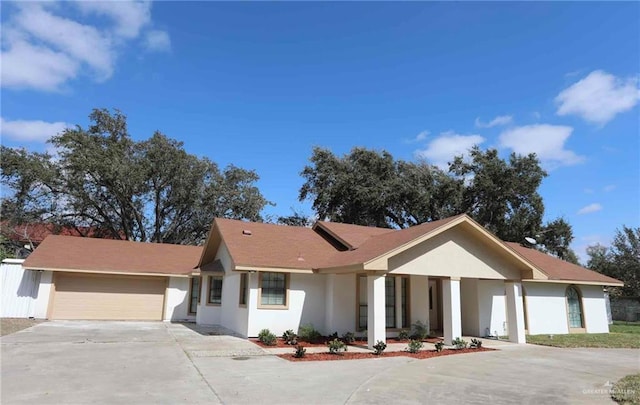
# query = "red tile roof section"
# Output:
<box><xmin>23</xmin><ymin>235</ymin><xmax>201</xmax><ymax>275</ymax></box>
<box><xmin>213</xmin><ymin>218</ymin><xmax>338</xmax><ymax>270</ymax></box>
<box><xmin>505</xmin><ymin>242</ymin><xmax>623</xmax><ymax>285</ymax></box>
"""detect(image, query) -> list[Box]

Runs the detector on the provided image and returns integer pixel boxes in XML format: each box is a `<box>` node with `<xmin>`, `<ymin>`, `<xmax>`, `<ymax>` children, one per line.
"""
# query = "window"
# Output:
<box><xmin>239</xmin><ymin>273</ymin><xmax>248</xmax><ymax>306</ymax></box>
<box><xmin>401</xmin><ymin>277</ymin><xmax>409</xmax><ymax>328</ymax></box>
<box><xmin>385</xmin><ymin>277</ymin><xmax>396</xmax><ymax>328</ymax></box>
<box><xmin>207</xmin><ymin>276</ymin><xmax>223</xmax><ymax>305</ymax></box>
<box><xmin>188</xmin><ymin>277</ymin><xmax>200</xmax><ymax>314</ymax></box>
<box><xmin>566</xmin><ymin>286</ymin><xmax>584</xmax><ymax>329</ymax></box>
<box><xmin>259</xmin><ymin>272</ymin><xmax>288</xmax><ymax>307</ymax></box>
<box><xmin>357</xmin><ymin>275</ymin><xmax>409</xmax><ymax>330</ymax></box>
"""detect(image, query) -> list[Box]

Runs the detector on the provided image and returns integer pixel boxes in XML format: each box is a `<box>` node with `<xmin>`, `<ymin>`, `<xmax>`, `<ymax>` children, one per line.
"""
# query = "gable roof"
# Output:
<box><xmin>313</xmin><ymin>221</ymin><xmax>394</xmax><ymax>250</ymax></box>
<box><xmin>23</xmin><ymin>235</ymin><xmax>201</xmax><ymax>276</ymax></box>
<box><xmin>209</xmin><ymin>218</ymin><xmax>338</xmax><ymax>271</ymax></box>
<box><xmin>505</xmin><ymin>242</ymin><xmax>623</xmax><ymax>286</ymax></box>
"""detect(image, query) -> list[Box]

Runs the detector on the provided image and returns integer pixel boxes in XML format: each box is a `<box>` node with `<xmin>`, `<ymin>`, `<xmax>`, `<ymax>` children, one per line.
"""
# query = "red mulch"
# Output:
<box><xmin>252</xmin><ymin>336</ymin><xmax>444</xmax><ymax>348</ymax></box>
<box><xmin>278</xmin><ymin>347</ymin><xmax>495</xmax><ymax>362</ymax></box>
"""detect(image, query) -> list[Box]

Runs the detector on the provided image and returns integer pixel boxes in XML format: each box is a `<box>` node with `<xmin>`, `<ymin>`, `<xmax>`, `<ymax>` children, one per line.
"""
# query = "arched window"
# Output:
<box><xmin>566</xmin><ymin>286</ymin><xmax>584</xmax><ymax>329</ymax></box>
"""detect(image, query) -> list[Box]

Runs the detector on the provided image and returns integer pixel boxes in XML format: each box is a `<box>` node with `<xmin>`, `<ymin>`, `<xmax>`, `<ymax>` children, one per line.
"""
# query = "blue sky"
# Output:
<box><xmin>1</xmin><ymin>2</ymin><xmax>639</xmax><ymax>261</ymax></box>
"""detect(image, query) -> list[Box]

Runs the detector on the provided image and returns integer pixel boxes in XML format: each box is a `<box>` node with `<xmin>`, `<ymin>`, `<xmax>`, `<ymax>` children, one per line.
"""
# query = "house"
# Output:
<box><xmin>21</xmin><ymin>214</ymin><xmax>622</xmax><ymax>348</ymax></box>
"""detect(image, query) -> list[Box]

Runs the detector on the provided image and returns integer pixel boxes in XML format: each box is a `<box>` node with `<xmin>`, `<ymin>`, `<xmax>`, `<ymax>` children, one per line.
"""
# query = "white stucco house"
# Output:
<box><xmin>20</xmin><ymin>214</ymin><xmax>622</xmax><ymax>348</ymax></box>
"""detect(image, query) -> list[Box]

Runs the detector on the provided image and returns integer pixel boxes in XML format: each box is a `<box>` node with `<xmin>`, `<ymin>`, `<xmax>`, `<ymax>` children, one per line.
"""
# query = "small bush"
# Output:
<box><xmin>329</xmin><ymin>331</ymin><xmax>339</xmax><ymax>339</ymax></box>
<box><xmin>373</xmin><ymin>340</ymin><xmax>387</xmax><ymax>355</ymax></box>
<box><xmin>452</xmin><ymin>337</ymin><xmax>468</xmax><ymax>349</ymax></box>
<box><xmin>327</xmin><ymin>338</ymin><xmax>347</xmax><ymax>354</ymax></box>
<box><xmin>282</xmin><ymin>329</ymin><xmax>298</xmax><ymax>345</ymax></box>
<box><xmin>293</xmin><ymin>345</ymin><xmax>306</xmax><ymax>358</ymax></box>
<box><xmin>258</xmin><ymin>329</ymin><xmax>277</xmax><ymax>346</ymax></box>
<box><xmin>298</xmin><ymin>324</ymin><xmax>322</xmax><ymax>342</ymax></box>
<box><xmin>410</xmin><ymin>321</ymin><xmax>430</xmax><ymax>340</ymax></box>
<box><xmin>470</xmin><ymin>338</ymin><xmax>483</xmax><ymax>349</ymax></box>
<box><xmin>407</xmin><ymin>339</ymin><xmax>424</xmax><ymax>353</ymax></box>
<box><xmin>341</xmin><ymin>332</ymin><xmax>356</xmax><ymax>344</ymax></box>
<box><xmin>397</xmin><ymin>329</ymin><xmax>410</xmax><ymax>341</ymax></box>
<box><xmin>434</xmin><ymin>341</ymin><xmax>444</xmax><ymax>352</ymax></box>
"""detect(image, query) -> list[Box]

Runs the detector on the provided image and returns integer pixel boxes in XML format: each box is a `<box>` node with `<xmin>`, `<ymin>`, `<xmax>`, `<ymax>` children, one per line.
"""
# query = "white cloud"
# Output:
<box><xmin>415</xmin><ymin>131</ymin><xmax>485</xmax><ymax>169</ymax></box>
<box><xmin>1</xmin><ymin>117</ymin><xmax>70</xmax><ymax>142</ymax></box>
<box><xmin>404</xmin><ymin>130</ymin><xmax>429</xmax><ymax>144</ymax></box>
<box><xmin>603</xmin><ymin>184</ymin><xmax>616</xmax><ymax>192</ymax></box>
<box><xmin>577</xmin><ymin>203</ymin><xmax>603</xmax><ymax>215</ymax></box>
<box><xmin>144</xmin><ymin>30</ymin><xmax>171</xmax><ymax>52</ymax></box>
<box><xmin>1</xmin><ymin>1</ymin><xmax>169</xmax><ymax>92</ymax></box>
<box><xmin>75</xmin><ymin>1</ymin><xmax>151</xmax><ymax>39</ymax></box>
<box><xmin>556</xmin><ymin>70</ymin><xmax>640</xmax><ymax>125</ymax></box>
<box><xmin>475</xmin><ymin>115</ymin><xmax>513</xmax><ymax>128</ymax></box>
<box><xmin>499</xmin><ymin>124</ymin><xmax>584</xmax><ymax>169</ymax></box>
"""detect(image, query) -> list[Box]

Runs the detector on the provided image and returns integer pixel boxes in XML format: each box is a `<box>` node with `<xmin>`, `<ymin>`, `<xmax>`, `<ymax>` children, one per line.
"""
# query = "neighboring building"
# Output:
<box><xmin>20</xmin><ymin>214</ymin><xmax>622</xmax><ymax>348</ymax></box>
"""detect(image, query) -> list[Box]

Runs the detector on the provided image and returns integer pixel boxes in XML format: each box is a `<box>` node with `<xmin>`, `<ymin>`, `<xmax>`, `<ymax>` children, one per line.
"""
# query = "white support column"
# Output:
<box><xmin>367</xmin><ymin>274</ymin><xmax>386</xmax><ymax>349</ymax></box>
<box><xmin>505</xmin><ymin>281</ymin><xmax>526</xmax><ymax>344</ymax></box>
<box><xmin>442</xmin><ymin>278</ymin><xmax>462</xmax><ymax>345</ymax></box>
<box><xmin>395</xmin><ymin>276</ymin><xmax>403</xmax><ymax>329</ymax></box>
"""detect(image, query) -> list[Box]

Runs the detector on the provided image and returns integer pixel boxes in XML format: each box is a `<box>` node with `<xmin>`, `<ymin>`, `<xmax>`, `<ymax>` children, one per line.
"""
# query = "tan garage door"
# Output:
<box><xmin>51</xmin><ymin>273</ymin><xmax>166</xmax><ymax>320</ymax></box>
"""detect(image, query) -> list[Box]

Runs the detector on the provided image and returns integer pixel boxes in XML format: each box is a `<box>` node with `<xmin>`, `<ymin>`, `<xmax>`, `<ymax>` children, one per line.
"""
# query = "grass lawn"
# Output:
<box><xmin>526</xmin><ymin>321</ymin><xmax>640</xmax><ymax>348</ymax></box>
<box><xmin>611</xmin><ymin>374</ymin><xmax>640</xmax><ymax>405</ymax></box>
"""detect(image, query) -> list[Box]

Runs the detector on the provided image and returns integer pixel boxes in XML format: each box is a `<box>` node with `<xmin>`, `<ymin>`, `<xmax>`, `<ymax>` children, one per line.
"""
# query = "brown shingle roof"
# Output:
<box><xmin>214</xmin><ymin>218</ymin><xmax>338</xmax><ymax>270</ymax></box>
<box><xmin>23</xmin><ymin>235</ymin><xmax>201</xmax><ymax>275</ymax></box>
<box><xmin>313</xmin><ymin>221</ymin><xmax>394</xmax><ymax>249</ymax></box>
<box><xmin>505</xmin><ymin>242</ymin><xmax>623</xmax><ymax>286</ymax></box>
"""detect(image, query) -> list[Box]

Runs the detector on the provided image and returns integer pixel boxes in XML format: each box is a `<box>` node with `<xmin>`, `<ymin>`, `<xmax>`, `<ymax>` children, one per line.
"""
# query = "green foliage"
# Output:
<box><xmin>341</xmin><ymin>332</ymin><xmax>356</xmax><ymax>344</ymax></box>
<box><xmin>406</xmin><ymin>339</ymin><xmax>424</xmax><ymax>353</ymax></box>
<box><xmin>258</xmin><ymin>329</ymin><xmax>277</xmax><ymax>346</ymax></box>
<box><xmin>327</xmin><ymin>338</ymin><xmax>347</xmax><ymax>354</ymax></box>
<box><xmin>299</xmin><ymin>146</ymin><xmax>570</xmax><ymax>255</ymax></box>
<box><xmin>410</xmin><ymin>321</ymin><xmax>429</xmax><ymax>340</ymax></box>
<box><xmin>298</xmin><ymin>324</ymin><xmax>321</xmax><ymax>343</ymax></box>
<box><xmin>434</xmin><ymin>341</ymin><xmax>445</xmax><ymax>352</ymax></box>
<box><xmin>293</xmin><ymin>345</ymin><xmax>307</xmax><ymax>358</ymax></box>
<box><xmin>0</xmin><ymin>109</ymin><xmax>271</xmax><ymax>245</ymax></box>
<box><xmin>328</xmin><ymin>331</ymin><xmax>339</xmax><ymax>339</ymax></box>
<box><xmin>470</xmin><ymin>338</ymin><xmax>483</xmax><ymax>349</ymax></box>
<box><xmin>282</xmin><ymin>329</ymin><xmax>298</xmax><ymax>345</ymax></box>
<box><xmin>588</xmin><ymin>226</ymin><xmax>640</xmax><ymax>296</ymax></box>
<box><xmin>373</xmin><ymin>340</ymin><xmax>387</xmax><ymax>355</ymax></box>
<box><xmin>611</xmin><ymin>373</ymin><xmax>640</xmax><ymax>405</ymax></box>
<box><xmin>397</xmin><ymin>329</ymin><xmax>410</xmax><ymax>341</ymax></box>
<box><xmin>452</xmin><ymin>337</ymin><xmax>468</xmax><ymax>349</ymax></box>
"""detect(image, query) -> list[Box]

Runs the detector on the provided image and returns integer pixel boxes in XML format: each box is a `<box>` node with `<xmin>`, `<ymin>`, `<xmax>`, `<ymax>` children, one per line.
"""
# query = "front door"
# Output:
<box><xmin>429</xmin><ymin>279</ymin><xmax>439</xmax><ymax>331</ymax></box>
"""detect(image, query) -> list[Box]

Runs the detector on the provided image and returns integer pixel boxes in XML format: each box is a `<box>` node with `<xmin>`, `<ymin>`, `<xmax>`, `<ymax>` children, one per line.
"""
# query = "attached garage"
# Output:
<box><xmin>22</xmin><ymin>235</ymin><xmax>202</xmax><ymax>322</ymax></box>
<box><xmin>50</xmin><ymin>272</ymin><xmax>167</xmax><ymax>320</ymax></box>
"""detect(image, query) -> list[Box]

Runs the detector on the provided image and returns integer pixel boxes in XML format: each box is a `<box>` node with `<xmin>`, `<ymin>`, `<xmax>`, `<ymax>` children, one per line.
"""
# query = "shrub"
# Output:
<box><xmin>452</xmin><ymin>337</ymin><xmax>468</xmax><ymax>349</ymax></box>
<box><xmin>434</xmin><ymin>341</ymin><xmax>444</xmax><ymax>352</ymax></box>
<box><xmin>327</xmin><ymin>338</ymin><xmax>347</xmax><ymax>354</ymax></box>
<box><xmin>373</xmin><ymin>340</ymin><xmax>387</xmax><ymax>355</ymax></box>
<box><xmin>397</xmin><ymin>329</ymin><xmax>410</xmax><ymax>341</ymax></box>
<box><xmin>329</xmin><ymin>331</ymin><xmax>339</xmax><ymax>339</ymax></box>
<box><xmin>470</xmin><ymin>338</ymin><xmax>483</xmax><ymax>349</ymax></box>
<box><xmin>410</xmin><ymin>321</ymin><xmax>429</xmax><ymax>340</ymax></box>
<box><xmin>341</xmin><ymin>332</ymin><xmax>356</xmax><ymax>344</ymax></box>
<box><xmin>293</xmin><ymin>345</ymin><xmax>306</xmax><ymax>358</ymax></box>
<box><xmin>282</xmin><ymin>329</ymin><xmax>298</xmax><ymax>345</ymax></box>
<box><xmin>407</xmin><ymin>339</ymin><xmax>424</xmax><ymax>353</ymax></box>
<box><xmin>258</xmin><ymin>329</ymin><xmax>277</xmax><ymax>346</ymax></box>
<box><xmin>298</xmin><ymin>324</ymin><xmax>322</xmax><ymax>342</ymax></box>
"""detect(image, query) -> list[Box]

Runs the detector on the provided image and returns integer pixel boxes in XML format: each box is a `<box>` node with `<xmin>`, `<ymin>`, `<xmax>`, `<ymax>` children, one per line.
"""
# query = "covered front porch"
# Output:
<box><xmin>356</xmin><ymin>274</ymin><xmax>526</xmax><ymax>348</ymax></box>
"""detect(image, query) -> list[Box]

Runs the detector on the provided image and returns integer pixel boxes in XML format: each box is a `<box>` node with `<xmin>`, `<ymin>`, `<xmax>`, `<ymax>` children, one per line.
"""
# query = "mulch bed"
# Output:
<box><xmin>252</xmin><ymin>336</ymin><xmax>444</xmax><ymax>348</ymax></box>
<box><xmin>278</xmin><ymin>347</ymin><xmax>495</xmax><ymax>362</ymax></box>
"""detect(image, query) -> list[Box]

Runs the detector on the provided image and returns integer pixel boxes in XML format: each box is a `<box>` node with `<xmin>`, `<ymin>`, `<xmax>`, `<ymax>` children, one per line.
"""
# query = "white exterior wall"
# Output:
<box><xmin>477</xmin><ymin>280</ymin><xmax>507</xmax><ymax>337</ymax></box>
<box><xmin>580</xmin><ymin>285</ymin><xmax>609</xmax><ymax>333</ymax></box>
<box><xmin>460</xmin><ymin>278</ymin><xmax>479</xmax><ymax>337</ymax></box>
<box><xmin>325</xmin><ymin>273</ymin><xmax>356</xmax><ymax>335</ymax></box>
<box><xmin>1</xmin><ymin>259</ymin><xmax>41</xmax><ymax>318</ymax></box>
<box><xmin>219</xmin><ymin>270</ymin><xmax>248</xmax><ymax>337</ymax></box>
<box><xmin>196</xmin><ymin>242</ymin><xmax>234</xmax><ymax>326</ymax></box>
<box><xmin>523</xmin><ymin>282</ymin><xmax>569</xmax><ymax>335</ymax></box>
<box><xmin>164</xmin><ymin>277</ymin><xmax>194</xmax><ymax>321</ymax></box>
<box><xmin>246</xmin><ymin>273</ymin><xmax>326</xmax><ymax>337</ymax></box>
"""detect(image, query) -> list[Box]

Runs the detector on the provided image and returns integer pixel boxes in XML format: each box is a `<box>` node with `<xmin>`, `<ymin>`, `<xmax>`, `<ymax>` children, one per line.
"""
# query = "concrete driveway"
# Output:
<box><xmin>2</xmin><ymin>321</ymin><xmax>638</xmax><ymax>404</ymax></box>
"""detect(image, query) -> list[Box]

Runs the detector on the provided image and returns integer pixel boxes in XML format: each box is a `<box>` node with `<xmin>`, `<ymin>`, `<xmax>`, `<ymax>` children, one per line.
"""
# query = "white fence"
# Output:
<box><xmin>1</xmin><ymin>259</ymin><xmax>41</xmax><ymax>318</ymax></box>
